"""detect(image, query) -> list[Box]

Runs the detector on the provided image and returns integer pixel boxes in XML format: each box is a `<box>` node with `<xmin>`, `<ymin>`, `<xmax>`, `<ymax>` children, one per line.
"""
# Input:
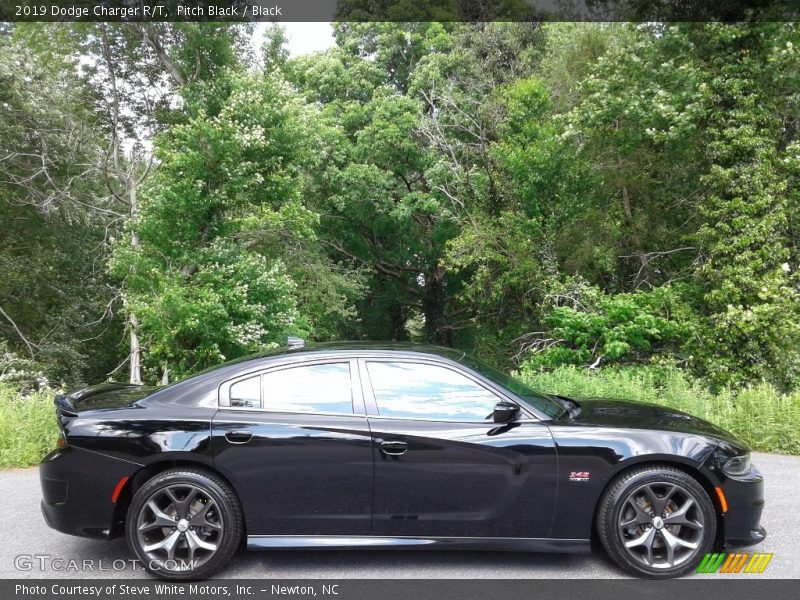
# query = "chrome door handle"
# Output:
<box><xmin>225</xmin><ymin>431</ymin><xmax>253</xmax><ymax>444</ymax></box>
<box><xmin>380</xmin><ymin>440</ymin><xmax>408</xmax><ymax>456</ymax></box>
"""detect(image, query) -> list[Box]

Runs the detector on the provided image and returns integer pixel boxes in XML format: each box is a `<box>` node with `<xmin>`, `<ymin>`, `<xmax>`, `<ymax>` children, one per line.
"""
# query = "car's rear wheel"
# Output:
<box><xmin>125</xmin><ymin>468</ymin><xmax>243</xmax><ymax>579</ymax></box>
<box><xmin>597</xmin><ymin>465</ymin><xmax>716</xmax><ymax>578</ymax></box>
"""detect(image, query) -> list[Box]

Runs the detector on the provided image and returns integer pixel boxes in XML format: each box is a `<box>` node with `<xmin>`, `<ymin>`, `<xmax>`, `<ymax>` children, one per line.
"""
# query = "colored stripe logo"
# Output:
<box><xmin>697</xmin><ymin>552</ymin><xmax>773</xmax><ymax>574</ymax></box>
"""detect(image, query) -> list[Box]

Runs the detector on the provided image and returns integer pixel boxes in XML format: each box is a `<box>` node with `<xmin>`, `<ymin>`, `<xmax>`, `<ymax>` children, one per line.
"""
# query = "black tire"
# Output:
<box><xmin>125</xmin><ymin>468</ymin><xmax>243</xmax><ymax>580</ymax></box>
<box><xmin>597</xmin><ymin>465</ymin><xmax>716</xmax><ymax>578</ymax></box>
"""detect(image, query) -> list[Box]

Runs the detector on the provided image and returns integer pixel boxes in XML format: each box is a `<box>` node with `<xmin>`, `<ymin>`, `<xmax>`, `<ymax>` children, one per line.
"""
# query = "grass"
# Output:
<box><xmin>0</xmin><ymin>365</ymin><xmax>798</xmax><ymax>468</ymax></box>
<box><xmin>0</xmin><ymin>384</ymin><xmax>59</xmax><ymax>468</ymax></box>
<box><xmin>519</xmin><ymin>365</ymin><xmax>800</xmax><ymax>455</ymax></box>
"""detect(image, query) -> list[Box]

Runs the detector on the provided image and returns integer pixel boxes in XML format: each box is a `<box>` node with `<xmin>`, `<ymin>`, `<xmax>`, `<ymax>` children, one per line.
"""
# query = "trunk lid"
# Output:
<box><xmin>55</xmin><ymin>382</ymin><xmax>158</xmax><ymax>415</ymax></box>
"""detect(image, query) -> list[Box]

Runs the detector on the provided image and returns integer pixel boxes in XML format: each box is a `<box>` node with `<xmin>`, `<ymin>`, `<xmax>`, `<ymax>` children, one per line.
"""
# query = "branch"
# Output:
<box><xmin>620</xmin><ymin>246</ymin><xmax>697</xmax><ymax>290</ymax></box>
<box><xmin>105</xmin><ymin>354</ymin><xmax>130</xmax><ymax>381</ymax></box>
<box><xmin>320</xmin><ymin>239</ymin><xmax>422</xmax><ymax>297</ymax></box>
<box><xmin>511</xmin><ymin>331</ymin><xmax>565</xmax><ymax>363</ymax></box>
<box><xmin>618</xmin><ymin>247</ymin><xmax>696</xmax><ymax>259</ymax></box>
<box><xmin>98</xmin><ymin>24</ymin><xmax>128</xmax><ymax>195</ymax></box>
<box><xmin>138</xmin><ymin>24</ymin><xmax>187</xmax><ymax>87</ymax></box>
<box><xmin>136</xmin><ymin>151</ymin><xmax>156</xmax><ymax>186</ymax></box>
<box><xmin>0</xmin><ymin>303</ymin><xmax>36</xmax><ymax>360</ymax></box>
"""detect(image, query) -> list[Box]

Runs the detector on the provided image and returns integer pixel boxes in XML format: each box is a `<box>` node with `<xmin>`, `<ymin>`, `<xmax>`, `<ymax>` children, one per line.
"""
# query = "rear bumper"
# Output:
<box><xmin>39</xmin><ymin>446</ymin><xmax>140</xmax><ymax>539</ymax></box>
<box><xmin>720</xmin><ymin>466</ymin><xmax>766</xmax><ymax>548</ymax></box>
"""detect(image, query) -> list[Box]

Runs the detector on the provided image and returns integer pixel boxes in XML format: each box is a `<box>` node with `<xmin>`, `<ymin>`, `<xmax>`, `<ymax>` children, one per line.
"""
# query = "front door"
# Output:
<box><xmin>360</xmin><ymin>359</ymin><xmax>558</xmax><ymax>539</ymax></box>
<box><xmin>211</xmin><ymin>359</ymin><xmax>374</xmax><ymax>535</ymax></box>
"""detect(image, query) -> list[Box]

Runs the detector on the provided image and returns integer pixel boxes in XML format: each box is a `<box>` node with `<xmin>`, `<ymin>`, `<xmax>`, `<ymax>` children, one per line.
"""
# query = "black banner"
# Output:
<box><xmin>5</xmin><ymin>579</ymin><xmax>800</xmax><ymax>600</ymax></box>
<box><xmin>2</xmin><ymin>0</ymin><xmax>799</xmax><ymax>23</ymax></box>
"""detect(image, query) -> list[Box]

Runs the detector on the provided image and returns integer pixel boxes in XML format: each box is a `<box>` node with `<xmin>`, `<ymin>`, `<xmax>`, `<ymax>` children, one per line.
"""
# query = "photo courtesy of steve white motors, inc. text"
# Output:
<box><xmin>14</xmin><ymin>583</ymin><xmax>339</xmax><ymax>597</ymax></box>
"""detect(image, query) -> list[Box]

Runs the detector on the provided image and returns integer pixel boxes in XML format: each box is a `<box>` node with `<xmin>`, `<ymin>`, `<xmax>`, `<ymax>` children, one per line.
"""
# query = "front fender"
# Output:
<box><xmin>547</xmin><ymin>424</ymin><xmax>717</xmax><ymax>539</ymax></box>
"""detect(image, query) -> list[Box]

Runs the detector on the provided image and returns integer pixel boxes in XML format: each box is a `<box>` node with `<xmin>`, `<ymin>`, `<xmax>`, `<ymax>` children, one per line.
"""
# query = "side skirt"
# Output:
<box><xmin>246</xmin><ymin>535</ymin><xmax>591</xmax><ymax>554</ymax></box>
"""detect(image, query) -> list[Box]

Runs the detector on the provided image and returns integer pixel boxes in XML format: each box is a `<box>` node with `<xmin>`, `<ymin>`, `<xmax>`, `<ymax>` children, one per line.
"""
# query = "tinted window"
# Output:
<box><xmin>262</xmin><ymin>363</ymin><xmax>354</xmax><ymax>414</ymax></box>
<box><xmin>458</xmin><ymin>355</ymin><xmax>563</xmax><ymax>418</ymax></box>
<box><xmin>230</xmin><ymin>375</ymin><xmax>260</xmax><ymax>408</ymax></box>
<box><xmin>366</xmin><ymin>362</ymin><xmax>499</xmax><ymax>421</ymax></box>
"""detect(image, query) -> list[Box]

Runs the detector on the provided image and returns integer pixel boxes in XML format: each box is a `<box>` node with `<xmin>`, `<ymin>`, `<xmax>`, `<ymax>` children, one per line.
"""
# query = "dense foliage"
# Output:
<box><xmin>519</xmin><ymin>366</ymin><xmax>800</xmax><ymax>455</ymax></box>
<box><xmin>1</xmin><ymin>22</ymin><xmax>799</xmax><ymax>395</ymax></box>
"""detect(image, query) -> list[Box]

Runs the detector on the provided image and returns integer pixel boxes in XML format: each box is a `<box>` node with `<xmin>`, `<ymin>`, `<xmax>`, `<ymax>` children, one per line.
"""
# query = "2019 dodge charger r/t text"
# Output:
<box><xmin>39</xmin><ymin>342</ymin><xmax>766</xmax><ymax>579</ymax></box>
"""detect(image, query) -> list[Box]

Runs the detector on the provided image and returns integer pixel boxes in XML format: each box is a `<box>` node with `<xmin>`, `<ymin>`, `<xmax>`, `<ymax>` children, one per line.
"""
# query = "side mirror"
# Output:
<box><xmin>493</xmin><ymin>401</ymin><xmax>520</xmax><ymax>423</ymax></box>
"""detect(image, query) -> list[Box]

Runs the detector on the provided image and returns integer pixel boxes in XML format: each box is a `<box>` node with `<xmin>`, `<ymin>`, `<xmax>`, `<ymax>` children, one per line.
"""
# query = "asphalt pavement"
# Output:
<box><xmin>1</xmin><ymin>452</ymin><xmax>797</xmax><ymax>579</ymax></box>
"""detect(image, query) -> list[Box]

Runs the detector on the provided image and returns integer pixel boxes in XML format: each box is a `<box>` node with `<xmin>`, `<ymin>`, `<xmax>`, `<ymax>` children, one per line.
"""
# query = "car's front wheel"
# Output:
<box><xmin>597</xmin><ymin>465</ymin><xmax>716</xmax><ymax>578</ymax></box>
<box><xmin>125</xmin><ymin>468</ymin><xmax>243</xmax><ymax>579</ymax></box>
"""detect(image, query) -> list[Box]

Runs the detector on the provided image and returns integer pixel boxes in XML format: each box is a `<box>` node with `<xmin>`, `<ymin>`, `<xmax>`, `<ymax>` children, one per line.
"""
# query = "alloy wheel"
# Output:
<box><xmin>617</xmin><ymin>481</ymin><xmax>705</xmax><ymax>570</ymax></box>
<box><xmin>135</xmin><ymin>483</ymin><xmax>224</xmax><ymax>571</ymax></box>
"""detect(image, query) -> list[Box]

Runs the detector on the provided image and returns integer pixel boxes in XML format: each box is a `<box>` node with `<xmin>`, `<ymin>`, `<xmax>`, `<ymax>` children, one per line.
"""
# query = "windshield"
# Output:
<box><xmin>458</xmin><ymin>355</ymin><xmax>564</xmax><ymax>418</ymax></box>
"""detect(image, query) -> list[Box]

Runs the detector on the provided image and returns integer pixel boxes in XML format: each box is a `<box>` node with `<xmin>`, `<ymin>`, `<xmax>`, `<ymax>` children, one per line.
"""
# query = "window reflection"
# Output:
<box><xmin>230</xmin><ymin>375</ymin><xmax>260</xmax><ymax>408</ymax></box>
<box><xmin>367</xmin><ymin>362</ymin><xmax>499</xmax><ymax>421</ymax></box>
<box><xmin>262</xmin><ymin>363</ymin><xmax>353</xmax><ymax>414</ymax></box>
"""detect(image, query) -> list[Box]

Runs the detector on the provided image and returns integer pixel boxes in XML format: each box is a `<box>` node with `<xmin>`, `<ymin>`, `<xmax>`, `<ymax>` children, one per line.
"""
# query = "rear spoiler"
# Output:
<box><xmin>54</xmin><ymin>382</ymin><xmax>157</xmax><ymax>416</ymax></box>
<box><xmin>54</xmin><ymin>394</ymin><xmax>78</xmax><ymax>417</ymax></box>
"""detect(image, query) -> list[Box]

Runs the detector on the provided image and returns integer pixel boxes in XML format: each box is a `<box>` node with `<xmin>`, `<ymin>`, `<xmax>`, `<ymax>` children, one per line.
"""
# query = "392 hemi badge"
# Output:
<box><xmin>569</xmin><ymin>471</ymin><xmax>591</xmax><ymax>481</ymax></box>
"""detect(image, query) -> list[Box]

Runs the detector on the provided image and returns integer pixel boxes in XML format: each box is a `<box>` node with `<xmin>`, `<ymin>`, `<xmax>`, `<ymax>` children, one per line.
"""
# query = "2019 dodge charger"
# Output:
<box><xmin>39</xmin><ymin>342</ymin><xmax>766</xmax><ymax>579</ymax></box>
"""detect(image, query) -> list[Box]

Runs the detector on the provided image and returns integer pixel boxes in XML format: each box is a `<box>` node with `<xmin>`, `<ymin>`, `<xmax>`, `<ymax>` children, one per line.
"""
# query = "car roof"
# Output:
<box><xmin>143</xmin><ymin>342</ymin><xmax>470</xmax><ymax>409</ymax></box>
<box><xmin>225</xmin><ymin>341</ymin><xmax>467</xmax><ymax>365</ymax></box>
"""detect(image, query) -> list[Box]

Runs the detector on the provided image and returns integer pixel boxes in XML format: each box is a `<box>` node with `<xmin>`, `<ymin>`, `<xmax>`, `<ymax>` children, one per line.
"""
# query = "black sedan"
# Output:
<box><xmin>39</xmin><ymin>341</ymin><xmax>765</xmax><ymax>579</ymax></box>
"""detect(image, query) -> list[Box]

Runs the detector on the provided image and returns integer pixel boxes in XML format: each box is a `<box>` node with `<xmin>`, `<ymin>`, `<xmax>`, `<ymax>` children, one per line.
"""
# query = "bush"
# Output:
<box><xmin>518</xmin><ymin>364</ymin><xmax>800</xmax><ymax>454</ymax></box>
<box><xmin>0</xmin><ymin>384</ymin><xmax>59</xmax><ymax>468</ymax></box>
<box><xmin>0</xmin><ymin>341</ymin><xmax>47</xmax><ymax>393</ymax></box>
<box><xmin>522</xmin><ymin>283</ymin><xmax>692</xmax><ymax>370</ymax></box>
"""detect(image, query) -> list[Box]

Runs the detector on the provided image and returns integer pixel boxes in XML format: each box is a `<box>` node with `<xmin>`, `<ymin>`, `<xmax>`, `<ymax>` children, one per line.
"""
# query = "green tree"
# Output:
<box><xmin>112</xmin><ymin>72</ymin><xmax>362</xmax><ymax>380</ymax></box>
<box><xmin>0</xmin><ymin>25</ymin><xmax>126</xmax><ymax>388</ymax></box>
<box><xmin>690</xmin><ymin>24</ymin><xmax>800</xmax><ymax>388</ymax></box>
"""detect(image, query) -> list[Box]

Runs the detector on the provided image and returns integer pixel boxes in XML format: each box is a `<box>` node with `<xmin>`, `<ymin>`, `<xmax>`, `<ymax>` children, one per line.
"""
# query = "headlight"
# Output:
<box><xmin>722</xmin><ymin>453</ymin><xmax>751</xmax><ymax>477</ymax></box>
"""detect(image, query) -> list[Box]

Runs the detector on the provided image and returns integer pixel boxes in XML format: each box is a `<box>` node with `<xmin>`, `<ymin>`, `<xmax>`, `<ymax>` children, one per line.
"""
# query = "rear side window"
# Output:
<box><xmin>261</xmin><ymin>363</ymin><xmax>354</xmax><ymax>414</ymax></box>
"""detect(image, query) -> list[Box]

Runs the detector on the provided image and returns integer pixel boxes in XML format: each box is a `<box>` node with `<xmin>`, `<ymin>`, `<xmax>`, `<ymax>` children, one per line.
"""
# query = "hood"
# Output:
<box><xmin>57</xmin><ymin>382</ymin><xmax>160</xmax><ymax>414</ymax></box>
<box><xmin>566</xmin><ymin>397</ymin><xmax>745</xmax><ymax>447</ymax></box>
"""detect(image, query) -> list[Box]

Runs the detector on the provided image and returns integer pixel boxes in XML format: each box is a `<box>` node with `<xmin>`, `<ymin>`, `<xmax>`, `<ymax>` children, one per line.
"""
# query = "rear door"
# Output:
<box><xmin>361</xmin><ymin>358</ymin><xmax>558</xmax><ymax>539</ymax></box>
<box><xmin>211</xmin><ymin>359</ymin><xmax>374</xmax><ymax>535</ymax></box>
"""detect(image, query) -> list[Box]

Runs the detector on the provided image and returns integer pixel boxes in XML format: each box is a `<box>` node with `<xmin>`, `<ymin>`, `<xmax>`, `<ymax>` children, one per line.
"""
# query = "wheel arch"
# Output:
<box><xmin>591</xmin><ymin>457</ymin><xmax>725</xmax><ymax>549</ymax></box>
<box><xmin>110</xmin><ymin>458</ymin><xmax>245</xmax><ymax>540</ymax></box>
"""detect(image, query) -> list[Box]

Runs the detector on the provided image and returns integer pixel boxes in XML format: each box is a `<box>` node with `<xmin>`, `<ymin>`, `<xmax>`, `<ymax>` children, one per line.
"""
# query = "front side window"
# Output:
<box><xmin>366</xmin><ymin>361</ymin><xmax>500</xmax><ymax>421</ymax></box>
<box><xmin>261</xmin><ymin>362</ymin><xmax>354</xmax><ymax>414</ymax></box>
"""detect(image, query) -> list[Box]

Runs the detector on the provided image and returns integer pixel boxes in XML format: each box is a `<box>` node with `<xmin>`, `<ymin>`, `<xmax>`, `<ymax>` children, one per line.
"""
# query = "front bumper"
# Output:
<box><xmin>720</xmin><ymin>466</ymin><xmax>766</xmax><ymax>548</ymax></box>
<box><xmin>40</xmin><ymin>445</ymin><xmax>139</xmax><ymax>539</ymax></box>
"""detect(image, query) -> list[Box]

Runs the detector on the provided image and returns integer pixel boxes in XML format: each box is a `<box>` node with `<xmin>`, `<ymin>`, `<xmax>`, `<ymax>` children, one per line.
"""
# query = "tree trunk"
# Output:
<box><xmin>129</xmin><ymin>313</ymin><xmax>142</xmax><ymax>385</ymax></box>
<box><xmin>422</xmin><ymin>265</ymin><xmax>451</xmax><ymax>346</ymax></box>
<box><xmin>127</xmin><ymin>173</ymin><xmax>143</xmax><ymax>385</ymax></box>
<box><xmin>620</xmin><ymin>182</ymin><xmax>649</xmax><ymax>288</ymax></box>
<box><xmin>389</xmin><ymin>303</ymin><xmax>408</xmax><ymax>341</ymax></box>
<box><xmin>160</xmin><ymin>361</ymin><xmax>170</xmax><ymax>385</ymax></box>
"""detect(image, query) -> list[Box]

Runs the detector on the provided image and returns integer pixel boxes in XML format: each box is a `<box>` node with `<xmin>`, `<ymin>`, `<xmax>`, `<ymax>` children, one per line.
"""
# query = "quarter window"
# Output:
<box><xmin>261</xmin><ymin>363</ymin><xmax>354</xmax><ymax>414</ymax></box>
<box><xmin>366</xmin><ymin>361</ymin><xmax>500</xmax><ymax>421</ymax></box>
<box><xmin>229</xmin><ymin>375</ymin><xmax>260</xmax><ymax>409</ymax></box>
